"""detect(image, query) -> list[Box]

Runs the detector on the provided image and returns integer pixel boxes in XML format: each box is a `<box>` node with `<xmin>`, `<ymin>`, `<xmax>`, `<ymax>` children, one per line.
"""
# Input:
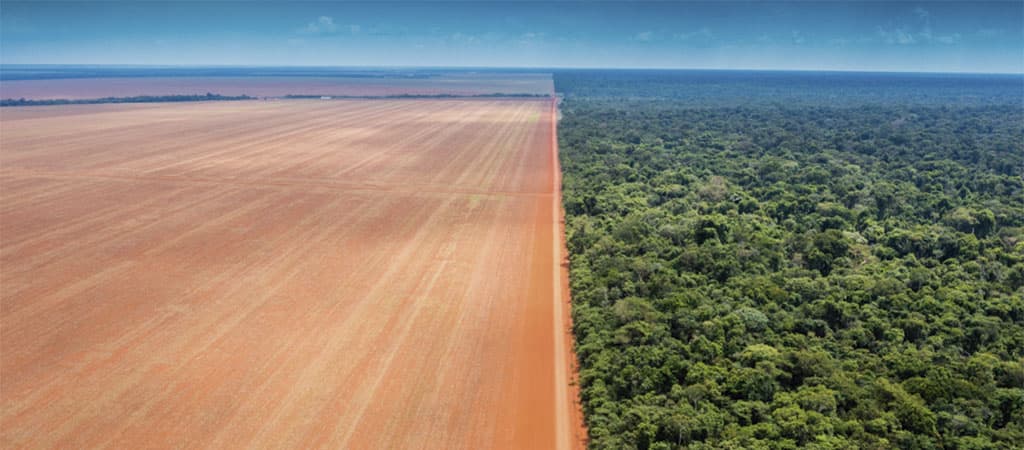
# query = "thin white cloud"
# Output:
<box><xmin>876</xmin><ymin>7</ymin><xmax>960</xmax><ymax>46</ymax></box>
<box><xmin>878</xmin><ymin>26</ymin><xmax>917</xmax><ymax>45</ymax></box>
<box><xmin>935</xmin><ymin>33</ymin><xmax>961</xmax><ymax>45</ymax></box>
<box><xmin>913</xmin><ymin>7</ymin><xmax>930</xmax><ymax>20</ymax></box>
<box><xmin>791</xmin><ymin>30</ymin><xmax>805</xmax><ymax>45</ymax></box>
<box><xmin>518</xmin><ymin>31</ymin><xmax>546</xmax><ymax>46</ymax></box>
<box><xmin>673</xmin><ymin>27</ymin><xmax>713</xmax><ymax>41</ymax></box>
<box><xmin>976</xmin><ymin>28</ymin><xmax>1003</xmax><ymax>38</ymax></box>
<box><xmin>448</xmin><ymin>32</ymin><xmax>480</xmax><ymax>44</ymax></box>
<box><xmin>297</xmin><ymin>16</ymin><xmax>360</xmax><ymax>36</ymax></box>
<box><xmin>633</xmin><ymin>31</ymin><xmax>654</xmax><ymax>42</ymax></box>
<box><xmin>300</xmin><ymin>16</ymin><xmax>338</xmax><ymax>34</ymax></box>
<box><xmin>876</xmin><ymin>26</ymin><xmax>961</xmax><ymax>45</ymax></box>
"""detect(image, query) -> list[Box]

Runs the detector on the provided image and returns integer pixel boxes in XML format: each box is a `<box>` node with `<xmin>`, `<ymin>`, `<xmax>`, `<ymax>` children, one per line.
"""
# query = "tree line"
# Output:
<box><xmin>1</xmin><ymin>93</ymin><xmax>255</xmax><ymax>107</ymax></box>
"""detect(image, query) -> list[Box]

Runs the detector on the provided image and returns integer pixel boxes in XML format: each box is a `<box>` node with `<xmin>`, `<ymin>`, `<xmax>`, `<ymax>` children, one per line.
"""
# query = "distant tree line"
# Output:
<box><xmin>0</xmin><ymin>91</ymin><xmax>549</xmax><ymax>107</ymax></box>
<box><xmin>555</xmin><ymin>71</ymin><xmax>1024</xmax><ymax>449</ymax></box>
<box><xmin>553</xmin><ymin>69</ymin><xmax>1023</xmax><ymax>107</ymax></box>
<box><xmin>1</xmin><ymin>93</ymin><xmax>255</xmax><ymax>107</ymax></box>
<box><xmin>282</xmin><ymin>92</ymin><xmax>550</xmax><ymax>99</ymax></box>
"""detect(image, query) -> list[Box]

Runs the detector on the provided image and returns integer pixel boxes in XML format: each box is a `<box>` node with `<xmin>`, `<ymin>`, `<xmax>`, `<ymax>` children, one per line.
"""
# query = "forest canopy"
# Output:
<box><xmin>554</xmin><ymin>70</ymin><xmax>1024</xmax><ymax>449</ymax></box>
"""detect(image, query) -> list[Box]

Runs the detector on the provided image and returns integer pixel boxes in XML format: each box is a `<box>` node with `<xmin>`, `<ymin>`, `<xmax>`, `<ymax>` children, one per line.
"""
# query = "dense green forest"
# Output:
<box><xmin>555</xmin><ymin>71</ymin><xmax>1024</xmax><ymax>449</ymax></box>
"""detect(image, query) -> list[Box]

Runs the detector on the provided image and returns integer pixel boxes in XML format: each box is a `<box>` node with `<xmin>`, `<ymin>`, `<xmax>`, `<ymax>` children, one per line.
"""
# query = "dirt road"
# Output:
<box><xmin>1</xmin><ymin>99</ymin><xmax>583</xmax><ymax>448</ymax></box>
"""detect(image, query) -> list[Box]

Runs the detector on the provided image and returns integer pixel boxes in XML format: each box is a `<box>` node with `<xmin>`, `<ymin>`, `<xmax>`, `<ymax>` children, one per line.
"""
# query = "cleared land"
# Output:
<box><xmin>1</xmin><ymin>99</ymin><xmax>581</xmax><ymax>448</ymax></box>
<box><xmin>0</xmin><ymin>74</ymin><xmax>553</xmax><ymax>100</ymax></box>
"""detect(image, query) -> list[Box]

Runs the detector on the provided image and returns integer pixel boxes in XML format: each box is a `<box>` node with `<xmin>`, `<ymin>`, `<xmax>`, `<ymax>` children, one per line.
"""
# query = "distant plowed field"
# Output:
<box><xmin>0</xmin><ymin>100</ymin><xmax>580</xmax><ymax>448</ymax></box>
<box><xmin>0</xmin><ymin>74</ymin><xmax>553</xmax><ymax>100</ymax></box>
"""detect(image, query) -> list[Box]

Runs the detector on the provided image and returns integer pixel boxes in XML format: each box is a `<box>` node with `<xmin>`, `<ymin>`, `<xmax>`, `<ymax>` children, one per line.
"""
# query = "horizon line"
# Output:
<box><xmin>2</xmin><ymin>63</ymin><xmax>1022</xmax><ymax>77</ymax></box>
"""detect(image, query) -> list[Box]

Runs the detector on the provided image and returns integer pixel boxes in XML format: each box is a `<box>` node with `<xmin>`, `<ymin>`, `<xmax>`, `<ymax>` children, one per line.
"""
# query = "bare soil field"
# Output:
<box><xmin>0</xmin><ymin>74</ymin><xmax>554</xmax><ymax>100</ymax></box>
<box><xmin>0</xmin><ymin>99</ymin><xmax>581</xmax><ymax>448</ymax></box>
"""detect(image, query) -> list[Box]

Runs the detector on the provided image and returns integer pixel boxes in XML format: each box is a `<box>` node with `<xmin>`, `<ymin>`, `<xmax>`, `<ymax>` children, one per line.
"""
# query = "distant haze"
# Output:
<box><xmin>1</xmin><ymin>1</ymin><xmax>1022</xmax><ymax>74</ymax></box>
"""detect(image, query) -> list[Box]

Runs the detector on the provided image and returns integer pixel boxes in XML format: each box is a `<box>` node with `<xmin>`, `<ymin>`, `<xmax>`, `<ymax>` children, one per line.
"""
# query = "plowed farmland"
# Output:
<box><xmin>0</xmin><ymin>99</ymin><xmax>582</xmax><ymax>448</ymax></box>
<box><xmin>0</xmin><ymin>74</ymin><xmax>554</xmax><ymax>100</ymax></box>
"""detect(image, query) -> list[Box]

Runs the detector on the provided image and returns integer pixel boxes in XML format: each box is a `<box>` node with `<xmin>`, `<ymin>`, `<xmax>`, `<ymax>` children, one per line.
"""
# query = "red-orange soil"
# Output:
<box><xmin>1</xmin><ymin>99</ymin><xmax>583</xmax><ymax>448</ymax></box>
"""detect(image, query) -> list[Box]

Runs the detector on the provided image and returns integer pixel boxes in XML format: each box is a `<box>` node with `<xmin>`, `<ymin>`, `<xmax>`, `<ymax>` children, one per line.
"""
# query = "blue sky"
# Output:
<box><xmin>1</xmin><ymin>1</ymin><xmax>1022</xmax><ymax>73</ymax></box>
